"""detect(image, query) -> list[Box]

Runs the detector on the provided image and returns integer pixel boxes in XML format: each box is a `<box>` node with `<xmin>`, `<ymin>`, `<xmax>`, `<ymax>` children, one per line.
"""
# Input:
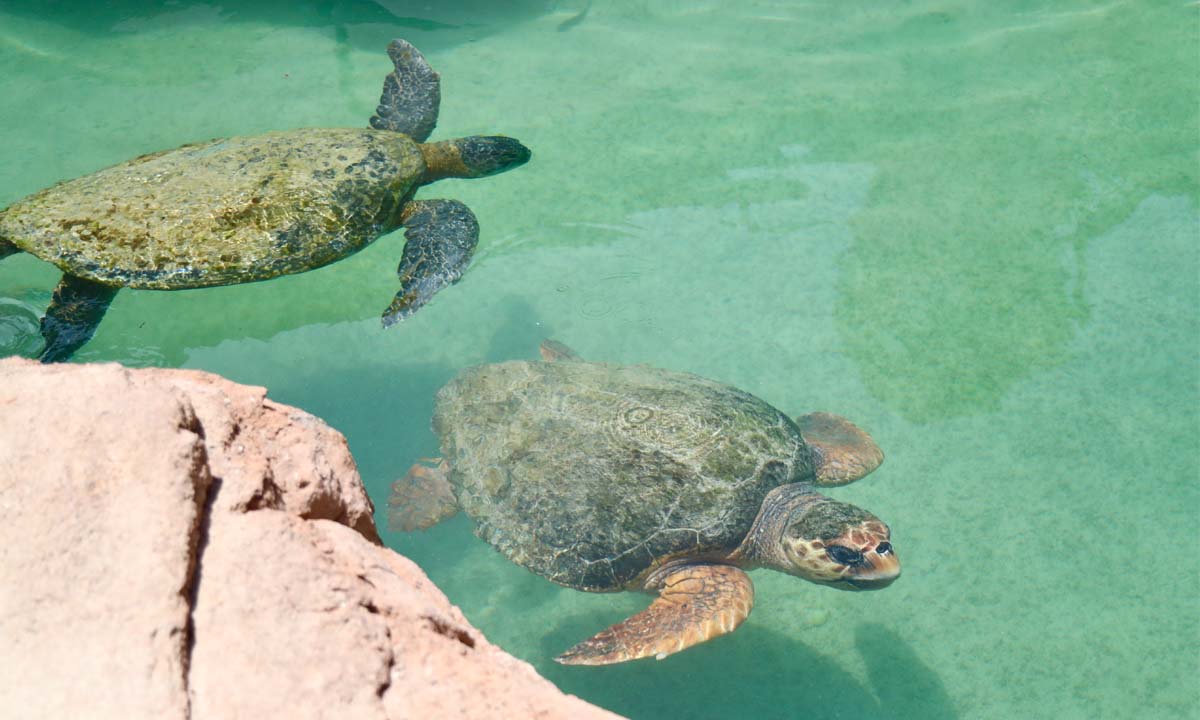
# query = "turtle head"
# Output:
<box><xmin>456</xmin><ymin>136</ymin><xmax>531</xmax><ymax>176</ymax></box>
<box><xmin>740</xmin><ymin>484</ymin><xmax>899</xmax><ymax>591</ymax></box>
<box><xmin>419</xmin><ymin>136</ymin><xmax>531</xmax><ymax>183</ymax></box>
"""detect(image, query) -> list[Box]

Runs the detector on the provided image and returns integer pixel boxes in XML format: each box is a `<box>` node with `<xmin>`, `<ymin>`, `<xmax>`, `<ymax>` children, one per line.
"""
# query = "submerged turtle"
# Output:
<box><xmin>390</xmin><ymin>340</ymin><xmax>900</xmax><ymax>665</ymax></box>
<box><xmin>0</xmin><ymin>39</ymin><xmax>530</xmax><ymax>362</ymax></box>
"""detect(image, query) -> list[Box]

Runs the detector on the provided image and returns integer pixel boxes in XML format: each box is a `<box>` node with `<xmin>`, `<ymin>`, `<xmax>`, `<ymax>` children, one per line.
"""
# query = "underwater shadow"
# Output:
<box><xmin>536</xmin><ymin>612</ymin><xmax>956</xmax><ymax>720</ymax></box>
<box><xmin>401</xmin><ymin>523</ymin><xmax>563</xmax><ymax>619</ymax></box>
<box><xmin>260</xmin><ymin>351</ymin><xmax>495</xmax><ymax>584</ymax></box>
<box><xmin>856</xmin><ymin>622</ymin><xmax>957</xmax><ymax>720</ymax></box>
<box><xmin>266</xmin><ymin>355</ymin><xmax>455</xmax><ymax>489</ymax></box>
<box><xmin>479</xmin><ymin>294</ymin><xmax>562</xmax><ymax>364</ymax></box>
<box><xmin>0</xmin><ymin>0</ymin><xmax>555</xmax><ymax>54</ymax></box>
<box><xmin>47</xmin><ymin>249</ymin><xmax>551</xmax><ymax>366</ymax></box>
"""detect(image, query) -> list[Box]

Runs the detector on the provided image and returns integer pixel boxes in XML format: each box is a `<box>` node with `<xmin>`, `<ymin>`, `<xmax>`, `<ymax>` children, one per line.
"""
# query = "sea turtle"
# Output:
<box><xmin>389</xmin><ymin>340</ymin><xmax>900</xmax><ymax>665</ymax></box>
<box><xmin>0</xmin><ymin>39</ymin><xmax>530</xmax><ymax>362</ymax></box>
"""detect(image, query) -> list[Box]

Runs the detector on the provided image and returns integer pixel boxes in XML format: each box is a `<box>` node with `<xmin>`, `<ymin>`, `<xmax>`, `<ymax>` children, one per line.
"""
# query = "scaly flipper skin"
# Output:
<box><xmin>796</xmin><ymin>412</ymin><xmax>884</xmax><ymax>486</ymax></box>
<box><xmin>382</xmin><ymin>199</ymin><xmax>479</xmax><ymax>327</ymax></box>
<box><xmin>539</xmin><ymin>338</ymin><xmax>581</xmax><ymax>362</ymax></box>
<box><xmin>39</xmin><ymin>275</ymin><xmax>119</xmax><ymax>363</ymax></box>
<box><xmin>388</xmin><ymin>457</ymin><xmax>458</xmax><ymax>531</ymax></box>
<box><xmin>555</xmin><ymin>563</ymin><xmax>754</xmax><ymax>666</ymax></box>
<box><xmin>369</xmin><ymin>39</ymin><xmax>441</xmax><ymax>142</ymax></box>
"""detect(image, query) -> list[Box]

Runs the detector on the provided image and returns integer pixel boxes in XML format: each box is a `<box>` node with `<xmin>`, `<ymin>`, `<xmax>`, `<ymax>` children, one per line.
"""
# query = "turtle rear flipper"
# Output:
<box><xmin>369</xmin><ymin>38</ymin><xmax>440</xmax><ymax>142</ymax></box>
<box><xmin>539</xmin><ymin>339</ymin><xmax>582</xmax><ymax>362</ymax></box>
<box><xmin>382</xmin><ymin>199</ymin><xmax>478</xmax><ymax>327</ymax></box>
<box><xmin>38</xmin><ymin>274</ymin><xmax>119</xmax><ymax>363</ymax></box>
<box><xmin>555</xmin><ymin>563</ymin><xmax>754</xmax><ymax>666</ymax></box>
<box><xmin>796</xmin><ymin>412</ymin><xmax>884</xmax><ymax>486</ymax></box>
<box><xmin>388</xmin><ymin>457</ymin><xmax>458</xmax><ymax>532</ymax></box>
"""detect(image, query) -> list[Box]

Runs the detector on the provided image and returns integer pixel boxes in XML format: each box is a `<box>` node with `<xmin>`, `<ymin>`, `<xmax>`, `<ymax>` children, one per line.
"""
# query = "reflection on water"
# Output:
<box><xmin>0</xmin><ymin>0</ymin><xmax>556</xmax><ymax>50</ymax></box>
<box><xmin>0</xmin><ymin>297</ymin><xmax>42</xmax><ymax>358</ymax></box>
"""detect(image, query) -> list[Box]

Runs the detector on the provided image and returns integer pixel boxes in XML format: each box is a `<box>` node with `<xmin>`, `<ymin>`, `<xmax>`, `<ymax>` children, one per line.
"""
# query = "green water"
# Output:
<box><xmin>1</xmin><ymin>2</ymin><xmax>1197</xmax><ymax>717</ymax></box>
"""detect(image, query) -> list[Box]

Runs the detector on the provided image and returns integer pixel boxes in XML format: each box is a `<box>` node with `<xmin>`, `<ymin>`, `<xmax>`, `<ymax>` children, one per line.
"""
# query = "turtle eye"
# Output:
<box><xmin>826</xmin><ymin>545</ymin><xmax>863</xmax><ymax>566</ymax></box>
<box><xmin>875</xmin><ymin>542</ymin><xmax>893</xmax><ymax>555</ymax></box>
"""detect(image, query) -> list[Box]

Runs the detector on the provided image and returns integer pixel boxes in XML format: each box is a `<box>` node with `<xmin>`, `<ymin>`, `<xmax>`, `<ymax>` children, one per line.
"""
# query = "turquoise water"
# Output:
<box><xmin>1</xmin><ymin>2</ymin><xmax>1197</xmax><ymax>717</ymax></box>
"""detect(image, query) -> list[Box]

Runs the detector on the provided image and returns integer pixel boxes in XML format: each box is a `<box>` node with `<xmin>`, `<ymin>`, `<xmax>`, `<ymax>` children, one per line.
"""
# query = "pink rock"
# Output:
<box><xmin>0</xmin><ymin>359</ymin><xmax>620</xmax><ymax>720</ymax></box>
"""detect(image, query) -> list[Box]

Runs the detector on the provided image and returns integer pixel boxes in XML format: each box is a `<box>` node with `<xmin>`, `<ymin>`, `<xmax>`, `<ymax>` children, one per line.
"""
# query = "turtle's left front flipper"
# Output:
<box><xmin>38</xmin><ymin>274</ymin><xmax>119</xmax><ymax>363</ymax></box>
<box><xmin>369</xmin><ymin>38</ymin><xmax>440</xmax><ymax>142</ymax></box>
<box><xmin>382</xmin><ymin>199</ymin><xmax>478</xmax><ymax>327</ymax></box>
<box><xmin>796</xmin><ymin>412</ymin><xmax>884</xmax><ymax>486</ymax></box>
<box><xmin>555</xmin><ymin>563</ymin><xmax>754</xmax><ymax>666</ymax></box>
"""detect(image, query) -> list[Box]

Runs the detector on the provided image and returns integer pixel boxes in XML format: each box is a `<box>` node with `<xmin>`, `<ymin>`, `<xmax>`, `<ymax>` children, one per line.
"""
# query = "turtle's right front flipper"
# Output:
<box><xmin>381</xmin><ymin>199</ymin><xmax>478</xmax><ymax>327</ymax></box>
<box><xmin>555</xmin><ymin>563</ymin><xmax>755</xmax><ymax>665</ymax></box>
<box><xmin>38</xmin><ymin>274</ymin><xmax>118</xmax><ymax>363</ymax></box>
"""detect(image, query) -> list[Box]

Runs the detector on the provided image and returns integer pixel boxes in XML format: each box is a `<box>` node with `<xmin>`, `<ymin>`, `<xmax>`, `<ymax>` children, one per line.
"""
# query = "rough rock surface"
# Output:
<box><xmin>0</xmin><ymin>359</ymin><xmax>620</xmax><ymax>720</ymax></box>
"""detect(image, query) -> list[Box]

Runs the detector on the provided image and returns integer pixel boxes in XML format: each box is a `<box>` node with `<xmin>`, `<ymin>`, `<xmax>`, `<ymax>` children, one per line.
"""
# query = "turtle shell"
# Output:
<box><xmin>0</xmin><ymin>128</ymin><xmax>423</xmax><ymax>289</ymax></box>
<box><xmin>434</xmin><ymin>359</ymin><xmax>816</xmax><ymax>592</ymax></box>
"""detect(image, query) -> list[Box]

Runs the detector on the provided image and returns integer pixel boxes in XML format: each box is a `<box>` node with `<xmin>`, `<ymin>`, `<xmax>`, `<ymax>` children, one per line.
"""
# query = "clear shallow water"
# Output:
<box><xmin>1</xmin><ymin>2</ymin><xmax>1197</xmax><ymax>718</ymax></box>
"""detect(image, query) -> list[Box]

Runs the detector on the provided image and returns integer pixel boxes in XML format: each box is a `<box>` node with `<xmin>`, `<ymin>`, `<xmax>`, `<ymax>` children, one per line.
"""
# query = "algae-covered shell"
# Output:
<box><xmin>434</xmin><ymin>359</ymin><xmax>816</xmax><ymax>591</ymax></box>
<box><xmin>0</xmin><ymin>128</ymin><xmax>423</xmax><ymax>289</ymax></box>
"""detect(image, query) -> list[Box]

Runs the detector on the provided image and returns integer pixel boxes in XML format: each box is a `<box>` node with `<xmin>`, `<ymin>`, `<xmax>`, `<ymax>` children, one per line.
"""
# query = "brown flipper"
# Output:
<box><xmin>387</xmin><ymin>457</ymin><xmax>458</xmax><ymax>532</ymax></box>
<box><xmin>539</xmin><ymin>338</ymin><xmax>581</xmax><ymax>362</ymax></box>
<box><xmin>555</xmin><ymin>563</ymin><xmax>754</xmax><ymax>666</ymax></box>
<box><xmin>796</xmin><ymin>412</ymin><xmax>884</xmax><ymax>486</ymax></box>
<box><xmin>382</xmin><ymin>199</ymin><xmax>478</xmax><ymax>327</ymax></box>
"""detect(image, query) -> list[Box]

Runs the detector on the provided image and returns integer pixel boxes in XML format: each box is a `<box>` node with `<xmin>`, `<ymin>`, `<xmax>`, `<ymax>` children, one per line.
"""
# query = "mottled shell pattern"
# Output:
<box><xmin>434</xmin><ymin>359</ymin><xmax>818</xmax><ymax>591</ymax></box>
<box><xmin>0</xmin><ymin>128</ymin><xmax>423</xmax><ymax>289</ymax></box>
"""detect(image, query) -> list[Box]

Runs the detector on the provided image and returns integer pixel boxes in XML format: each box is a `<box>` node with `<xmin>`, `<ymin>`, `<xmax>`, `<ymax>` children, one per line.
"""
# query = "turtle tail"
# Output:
<box><xmin>418</xmin><ymin>137</ymin><xmax>531</xmax><ymax>184</ymax></box>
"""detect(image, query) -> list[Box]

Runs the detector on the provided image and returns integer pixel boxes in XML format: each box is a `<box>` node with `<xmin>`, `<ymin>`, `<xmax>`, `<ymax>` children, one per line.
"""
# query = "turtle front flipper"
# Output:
<box><xmin>796</xmin><ymin>412</ymin><xmax>884</xmax><ymax>486</ymax></box>
<box><xmin>369</xmin><ymin>38</ymin><xmax>440</xmax><ymax>142</ymax></box>
<box><xmin>38</xmin><ymin>274</ymin><xmax>119</xmax><ymax>363</ymax></box>
<box><xmin>382</xmin><ymin>199</ymin><xmax>478</xmax><ymax>327</ymax></box>
<box><xmin>555</xmin><ymin>563</ymin><xmax>754</xmax><ymax>666</ymax></box>
<box><xmin>388</xmin><ymin>457</ymin><xmax>459</xmax><ymax>531</ymax></box>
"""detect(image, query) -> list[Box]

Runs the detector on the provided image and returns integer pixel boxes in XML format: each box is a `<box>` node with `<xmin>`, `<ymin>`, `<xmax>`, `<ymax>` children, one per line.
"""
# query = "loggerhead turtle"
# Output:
<box><xmin>0</xmin><ymin>39</ymin><xmax>530</xmax><ymax>362</ymax></box>
<box><xmin>389</xmin><ymin>340</ymin><xmax>900</xmax><ymax>665</ymax></box>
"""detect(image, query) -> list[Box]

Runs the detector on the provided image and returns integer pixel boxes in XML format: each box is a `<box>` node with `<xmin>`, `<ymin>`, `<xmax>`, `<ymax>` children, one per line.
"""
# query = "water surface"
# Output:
<box><xmin>1</xmin><ymin>2</ymin><xmax>1196</xmax><ymax>718</ymax></box>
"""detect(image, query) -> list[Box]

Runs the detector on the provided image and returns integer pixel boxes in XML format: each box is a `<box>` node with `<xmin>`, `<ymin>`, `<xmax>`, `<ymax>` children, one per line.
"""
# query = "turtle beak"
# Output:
<box><xmin>846</xmin><ymin>543</ymin><xmax>900</xmax><ymax>590</ymax></box>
